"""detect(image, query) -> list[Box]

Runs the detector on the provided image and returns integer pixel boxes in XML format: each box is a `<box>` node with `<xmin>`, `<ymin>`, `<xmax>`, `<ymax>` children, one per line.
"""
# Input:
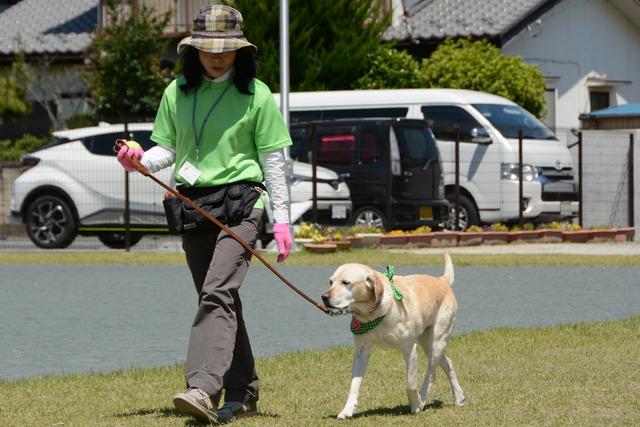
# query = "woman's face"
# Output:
<box><xmin>198</xmin><ymin>50</ymin><xmax>237</xmax><ymax>79</ymax></box>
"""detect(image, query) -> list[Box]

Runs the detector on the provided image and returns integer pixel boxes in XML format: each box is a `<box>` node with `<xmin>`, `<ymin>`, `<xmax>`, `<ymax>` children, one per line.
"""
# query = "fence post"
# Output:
<box><xmin>518</xmin><ymin>129</ymin><xmax>524</xmax><ymax>226</ymax></box>
<box><xmin>124</xmin><ymin>121</ymin><xmax>131</xmax><ymax>252</ymax></box>
<box><xmin>578</xmin><ymin>131</ymin><xmax>583</xmax><ymax>227</ymax></box>
<box><xmin>310</xmin><ymin>124</ymin><xmax>318</xmax><ymax>223</ymax></box>
<box><xmin>454</xmin><ymin>126</ymin><xmax>460</xmax><ymax>230</ymax></box>
<box><xmin>629</xmin><ymin>133</ymin><xmax>635</xmax><ymax>228</ymax></box>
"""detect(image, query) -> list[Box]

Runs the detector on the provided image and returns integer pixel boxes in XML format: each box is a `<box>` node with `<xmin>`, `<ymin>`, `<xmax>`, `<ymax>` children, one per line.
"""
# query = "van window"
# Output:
<box><xmin>318</xmin><ymin>133</ymin><xmax>355</xmax><ymax>164</ymax></box>
<box><xmin>290</xmin><ymin>127</ymin><xmax>308</xmax><ymax>161</ymax></box>
<box><xmin>394</xmin><ymin>127</ymin><xmax>439</xmax><ymax>161</ymax></box>
<box><xmin>359</xmin><ymin>129</ymin><xmax>382</xmax><ymax>163</ymax></box>
<box><xmin>291</xmin><ymin>107</ymin><xmax>408</xmax><ymax>123</ymax></box>
<box><xmin>421</xmin><ymin>106</ymin><xmax>482</xmax><ymax>142</ymax></box>
<box><xmin>472</xmin><ymin>104</ymin><xmax>555</xmax><ymax>140</ymax></box>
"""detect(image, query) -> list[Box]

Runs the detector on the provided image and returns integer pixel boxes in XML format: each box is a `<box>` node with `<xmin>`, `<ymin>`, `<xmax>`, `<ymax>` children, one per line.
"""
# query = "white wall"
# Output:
<box><xmin>571</xmin><ymin>130</ymin><xmax>639</xmax><ymax>239</ymax></box>
<box><xmin>502</xmin><ymin>0</ymin><xmax>640</xmax><ymax>145</ymax></box>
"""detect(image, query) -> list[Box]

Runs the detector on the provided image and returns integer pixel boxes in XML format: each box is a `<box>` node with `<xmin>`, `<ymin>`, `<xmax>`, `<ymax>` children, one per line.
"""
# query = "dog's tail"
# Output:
<box><xmin>439</xmin><ymin>253</ymin><xmax>454</xmax><ymax>287</ymax></box>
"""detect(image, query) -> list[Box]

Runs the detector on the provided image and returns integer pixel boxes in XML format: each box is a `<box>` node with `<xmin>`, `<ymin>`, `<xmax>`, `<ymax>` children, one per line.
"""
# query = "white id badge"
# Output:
<box><xmin>178</xmin><ymin>161</ymin><xmax>202</xmax><ymax>186</ymax></box>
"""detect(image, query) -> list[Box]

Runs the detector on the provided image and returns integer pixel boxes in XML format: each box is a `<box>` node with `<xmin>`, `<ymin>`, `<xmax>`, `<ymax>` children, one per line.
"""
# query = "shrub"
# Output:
<box><xmin>386</xmin><ymin>229</ymin><xmax>407</xmax><ymax>235</ymax></box>
<box><xmin>490</xmin><ymin>223</ymin><xmax>508</xmax><ymax>232</ymax></box>
<box><xmin>354</xmin><ymin>46</ymin><xmax>420</xmax><ymax>89</ymax></box>
<box><xmin>466</xmin><ymin>225</ymin><xmax>483</xmax><ymax>232</ymax></box>
<box><xmin>0</xmin><ymin>134</ymin><xmax>52</xmax><ymax>162</ymax></box>
<box><xmin>418</xmin><ymin>38</ymin><xmax>547</xmax><ymax>118</ymax></box>
<box><xmin>411</xmin><ymin>225</ymin><xmax>432</xmax><ymax>234</ymax></box>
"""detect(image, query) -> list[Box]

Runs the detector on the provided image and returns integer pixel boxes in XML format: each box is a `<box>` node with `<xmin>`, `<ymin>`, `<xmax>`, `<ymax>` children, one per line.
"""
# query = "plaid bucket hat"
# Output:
<box><xmin>177</xmin><ymin>5</ymin><xmax>257</xmax><ymax>54</ymax></box>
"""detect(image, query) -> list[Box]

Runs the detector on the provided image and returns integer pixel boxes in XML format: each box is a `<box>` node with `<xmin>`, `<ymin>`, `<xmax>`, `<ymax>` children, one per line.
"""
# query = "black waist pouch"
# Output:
<box><xmin>162</xmin><ymin>181</ymin><xmax>265</xmax><ymax>234</ymax></box>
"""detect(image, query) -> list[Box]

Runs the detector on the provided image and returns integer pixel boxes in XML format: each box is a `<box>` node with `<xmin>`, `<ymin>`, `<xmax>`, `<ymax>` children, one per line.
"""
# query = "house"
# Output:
<box><xmin>0</xmin><ymin>0</ymin><xmax>98</xmax><ymax>138</ymax></box>
<box><xmin>580</xmin><ymin>103</ymin><xmax>640</xmax><ymax>130</ymax></box>
<box><xmin>385</xmin><ymin>0</ymin><xmax>640</xmax><ymax>146</ymax></box>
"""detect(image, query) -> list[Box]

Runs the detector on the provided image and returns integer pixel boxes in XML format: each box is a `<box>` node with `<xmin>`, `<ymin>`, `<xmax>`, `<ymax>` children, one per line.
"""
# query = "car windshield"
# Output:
<box><xmin>472</xmin><ymin>104</ymin><xmax>556</xmax><ymax>140</ymax></box>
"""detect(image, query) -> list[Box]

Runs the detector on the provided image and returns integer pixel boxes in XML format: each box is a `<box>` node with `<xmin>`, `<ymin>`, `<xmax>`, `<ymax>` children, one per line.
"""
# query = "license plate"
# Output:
<box><xmin>419</xmin><ymin>206</ymin><xmax>433</xmax><ymax>220</ymax></box>
<box><xmin>331</xmin><ymin>204</ymin><xmax>347</xmax><ymax>219</ymax></box>
<box><xmin>560</xmin><ymin>201</ymin><xmax>572</xmax><ymax>216</ymax></box>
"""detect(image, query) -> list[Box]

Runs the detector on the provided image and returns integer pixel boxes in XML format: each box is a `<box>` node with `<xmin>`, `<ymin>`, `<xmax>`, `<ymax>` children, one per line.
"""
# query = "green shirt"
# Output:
<box><xmin>151</xmin><ymin>76</ymin><xmax>292</xmax><ymax>191</ymax></box>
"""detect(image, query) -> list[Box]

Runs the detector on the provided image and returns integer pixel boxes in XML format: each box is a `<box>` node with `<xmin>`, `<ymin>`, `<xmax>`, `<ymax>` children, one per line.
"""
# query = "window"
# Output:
<box><xmin>473</xmin><ymin>104</ymin><xmax>555</xmax><ymax>140</ymax></box>
<box><xmin>82</xmin><ymin>133</ymin><xmax>122</xmax><ymax>156</ymax></box>
<box><xmin>289</xmin><ymin>127</ymin><xmax>308</xmax><ymax>161</ymax></box>
<box><xmin>394</xmin><ymin>127</ymin><xmax>439</xmax><ymax>161</ymax></box>
<box><xmin>291</xmin><ymin>107</ymin><xmax>408</xmax><ymax>123</ymax></box>
<box><xmin>359</xmin><ymin>130</ymin><xmax>381</xmax><ymax>163</ymax></box>
<box><xmin>317</xmin><ymin>132</ymin><xmax>355</xmax><ymax>164</ymax></box>
<box><xmin>421</xmin><ymin>106</ymin><xmax>482</xmax><ymax>142</ymax></box>
<box><xmin>81</xmin><ymin>131</ymin><xmax>156</xmax><ymax>156</ymax></box>
<box><xmin>590</xmin><ymin>90</ymin><xmax>610</xmax><ymax>112</ymax></box>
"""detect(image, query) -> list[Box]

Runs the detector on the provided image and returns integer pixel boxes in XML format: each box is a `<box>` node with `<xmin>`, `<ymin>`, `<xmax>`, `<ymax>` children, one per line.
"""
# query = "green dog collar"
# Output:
<box><xmin>350</xmin><ymin>265</ymin><xmax>404</xmax><ymax>336</ymax></box>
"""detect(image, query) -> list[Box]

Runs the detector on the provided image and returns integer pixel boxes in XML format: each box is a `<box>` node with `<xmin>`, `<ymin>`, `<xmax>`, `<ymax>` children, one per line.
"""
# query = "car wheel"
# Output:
<box><xmin>353</xmin><ymin>207</ymin><xmax>386</xmax><ymax>230</ymax></box>
<box><xmin>98</xmin><ymin>233</ymin><xmax>143</xmax><ymax>249</ymax></box>
<box><xmin>25</xmin><ymin>195</ymin><xmax>78</xmax><ymax>249</ymax></box>
<box><xmin>445</xmin><ymin>194</ymin><xmax>479</xmax><ymax>230</ymax></box>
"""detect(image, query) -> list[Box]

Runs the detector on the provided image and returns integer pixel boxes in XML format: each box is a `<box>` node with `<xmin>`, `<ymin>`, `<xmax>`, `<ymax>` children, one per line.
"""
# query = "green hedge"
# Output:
<box><xmin>0</xmin><ymin>134</ymin><xmax>52</xmax><ymax>163</ymax></box>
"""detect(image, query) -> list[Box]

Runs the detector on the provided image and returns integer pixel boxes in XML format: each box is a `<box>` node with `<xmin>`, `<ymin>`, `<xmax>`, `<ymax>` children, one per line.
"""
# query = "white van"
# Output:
<box><xmin>276</xmin><ymin>89</ymin><xmax>577</xmax><ymax>228</ymax></box>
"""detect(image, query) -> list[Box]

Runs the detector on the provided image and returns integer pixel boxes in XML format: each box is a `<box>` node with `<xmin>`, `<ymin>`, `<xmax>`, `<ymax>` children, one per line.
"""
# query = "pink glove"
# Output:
<box><xmin>116</xmin><ymin>140</ymin><xmax>144</xmax><ymax>172</ymax></box>
<box><xmin>273</xmin><ymin>223</ymin><xmax>292</xmax><ymax>262</ymax></box>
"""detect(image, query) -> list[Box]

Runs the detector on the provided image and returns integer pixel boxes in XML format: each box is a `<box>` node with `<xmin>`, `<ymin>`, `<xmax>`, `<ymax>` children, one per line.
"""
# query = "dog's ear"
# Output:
<box><xmin>366</xmin><ymin>272</ymin><xmax>385</xmax><ymax>304</ymax></box>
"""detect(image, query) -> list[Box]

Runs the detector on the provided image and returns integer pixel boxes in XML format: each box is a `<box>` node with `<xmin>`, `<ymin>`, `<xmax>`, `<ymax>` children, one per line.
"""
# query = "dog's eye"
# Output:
<box><xmin>342</xmin><ymin>280</ymin><xmax>350</xmax><ymax>286</ymax></box>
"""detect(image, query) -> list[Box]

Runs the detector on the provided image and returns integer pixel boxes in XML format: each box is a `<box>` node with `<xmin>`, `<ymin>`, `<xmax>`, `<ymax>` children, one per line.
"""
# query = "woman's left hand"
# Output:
<box><xmin>273</xmin><ymin>223</ymin><xmax>292</xmax><ymax>262</ymax></box>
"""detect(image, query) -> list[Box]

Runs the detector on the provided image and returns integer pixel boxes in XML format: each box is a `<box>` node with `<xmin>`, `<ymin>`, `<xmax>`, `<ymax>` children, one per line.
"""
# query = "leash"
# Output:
<box><xmin>114</xmin><ymin>140</ymin><xmax>330</xmax><ymax>315</ymax></box>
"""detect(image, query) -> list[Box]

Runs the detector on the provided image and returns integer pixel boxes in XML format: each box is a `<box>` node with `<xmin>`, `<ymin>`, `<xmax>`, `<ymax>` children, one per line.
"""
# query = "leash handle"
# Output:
<box><xmin>113</xmin><ymin>140</ymin><xmax>330</xmax><ymax>314</ymax></box>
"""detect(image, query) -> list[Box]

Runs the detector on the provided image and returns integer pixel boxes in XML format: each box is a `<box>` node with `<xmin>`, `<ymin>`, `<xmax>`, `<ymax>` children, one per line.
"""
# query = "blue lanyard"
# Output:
<box><xmin>192</xmin><ymin>83</ymin><xmax>231</xmax><ymax>163</ymax></box>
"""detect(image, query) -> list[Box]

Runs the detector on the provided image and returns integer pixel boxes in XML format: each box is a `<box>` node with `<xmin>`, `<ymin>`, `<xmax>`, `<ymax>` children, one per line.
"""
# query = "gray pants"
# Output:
<box><xmin>181</xmin><ymin>208</ymin><xmax>263</xmax><ymax>402</ymax></box>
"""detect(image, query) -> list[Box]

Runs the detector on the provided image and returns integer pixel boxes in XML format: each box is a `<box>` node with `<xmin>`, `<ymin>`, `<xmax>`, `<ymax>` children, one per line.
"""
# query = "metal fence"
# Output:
<box><xmin>1</xmin><ymin>128</ymin><xmax>639</xmax><ymax>250</ymax></box>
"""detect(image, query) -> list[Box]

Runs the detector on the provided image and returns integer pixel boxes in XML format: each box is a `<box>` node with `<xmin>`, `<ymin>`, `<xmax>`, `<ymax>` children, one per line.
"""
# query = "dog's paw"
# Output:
<box><xmin>410</xmin><ymin>406</ymin><xmax>422</xmax><ymax>415</ymax></box>
<box><xmin>455</xmin><ymin>396</ymin><xmax>466</xmax><ymax>406</ymax></box>
<box><xmin>337</xmin><ymin>410</ymin><xmax>353</xmax><ymax>419</ymax></box>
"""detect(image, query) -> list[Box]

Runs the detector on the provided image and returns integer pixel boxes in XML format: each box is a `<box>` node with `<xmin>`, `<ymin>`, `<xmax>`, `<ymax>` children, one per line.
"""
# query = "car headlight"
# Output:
<box><xmin>501</xmin><ymin>163</ymin><xmax>538</xmax><ymax>182</ymax></box>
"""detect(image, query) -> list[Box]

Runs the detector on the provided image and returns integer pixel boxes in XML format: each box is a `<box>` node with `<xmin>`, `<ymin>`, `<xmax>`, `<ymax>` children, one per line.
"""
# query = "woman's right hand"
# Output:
<box><xmin>116</xmin><ymin>140</ymin><xmax>144</xmax><ymax>172</ymax></box>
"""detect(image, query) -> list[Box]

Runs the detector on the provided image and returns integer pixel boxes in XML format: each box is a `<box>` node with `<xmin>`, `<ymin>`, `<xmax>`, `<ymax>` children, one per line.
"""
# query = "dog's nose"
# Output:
<box><xmin>321</xmin><ymin>293</ymin><xmax>331</xmax><ymax>306</ymax></box>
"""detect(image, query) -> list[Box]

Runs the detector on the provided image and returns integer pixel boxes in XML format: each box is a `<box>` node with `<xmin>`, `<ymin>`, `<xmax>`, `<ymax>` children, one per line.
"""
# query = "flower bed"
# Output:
<box><xmin>292</xmin><ymin>222</ymin><xmax>635</xmax><ymax>252</ymax></box>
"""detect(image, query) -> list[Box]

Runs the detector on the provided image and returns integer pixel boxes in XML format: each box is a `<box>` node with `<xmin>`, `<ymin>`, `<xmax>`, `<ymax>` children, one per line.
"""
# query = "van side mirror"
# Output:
<box><xmin>470</xmin><ymin>127</ymin><xmax>492</xmax><ymax>144</ymax></box>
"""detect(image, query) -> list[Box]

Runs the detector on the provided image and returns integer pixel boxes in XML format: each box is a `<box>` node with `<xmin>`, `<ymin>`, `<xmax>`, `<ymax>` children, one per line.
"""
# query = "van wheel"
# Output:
<box><xmin>445</xmin><ymin>194</ymin><xmax>479</xmax><ymax>230</ymax></box>
<box><xmin>25</xmin><ymin>195</ymin><xmax>78</xmax><ymax>249</ymax></box>
<box><xmin>353</xmin><ymin>207</ymin><xmax>386</xmax><ymax>230</ymax></box>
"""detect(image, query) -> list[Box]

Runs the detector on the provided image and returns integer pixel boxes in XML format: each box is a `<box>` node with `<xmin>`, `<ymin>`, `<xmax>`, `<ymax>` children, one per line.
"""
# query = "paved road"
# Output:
<box><xmin>1</xmin><ymin>264</ymin><xmax>638</xmax><ymax>380</ymax></box>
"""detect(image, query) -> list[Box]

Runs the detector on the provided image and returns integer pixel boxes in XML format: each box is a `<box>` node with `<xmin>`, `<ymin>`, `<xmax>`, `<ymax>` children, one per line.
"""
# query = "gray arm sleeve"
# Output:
<box><xmin>141</xmin><ymin>145</ymin><xmax>176</xmax><ymax>173</ymax></box>
<box><xmin>258</xmin><ymin>148</ymin><xmax>290</xmax><ymax>224</ymax></box>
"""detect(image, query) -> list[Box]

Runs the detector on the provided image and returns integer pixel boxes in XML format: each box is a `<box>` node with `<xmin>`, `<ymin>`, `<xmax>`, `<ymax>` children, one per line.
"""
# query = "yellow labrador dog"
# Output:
<box><xmin>321</xmin><ymin>254</ymin><xmax>465</xmax><ymax>419</ymax></box>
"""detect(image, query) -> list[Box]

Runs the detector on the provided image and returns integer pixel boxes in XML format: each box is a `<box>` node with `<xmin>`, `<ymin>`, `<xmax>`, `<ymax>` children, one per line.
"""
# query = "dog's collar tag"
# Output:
<box><xmin>385</xmin><ymin>265</ymin><xmax>404</xmax><ymax>302</ymax></box>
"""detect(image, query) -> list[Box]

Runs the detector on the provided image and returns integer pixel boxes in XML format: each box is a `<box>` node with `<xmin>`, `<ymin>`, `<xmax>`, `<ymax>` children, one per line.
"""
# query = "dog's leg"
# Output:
<box><xmin>402</xmin><ymin>343</ymin><xmax>423</xmax><ymax>414</ymax></box>
<box><xmin>337</xmin><ymin>343</ymin><xmax>372</xmax><ymax>419</ymax></box>
<box><xmin>419</xmin><ymin>314</ymin><xmax>455</xmax><ymax>409</ymax></box>
<box><xmin>418</xmin><ymin>330</ymin><xmax>436</xmax><ymax>409</ymax></box>
<box><xmin>439</xmin><ymin>354</ymin><xmax>465</xmax><ymax>406</ymax></box>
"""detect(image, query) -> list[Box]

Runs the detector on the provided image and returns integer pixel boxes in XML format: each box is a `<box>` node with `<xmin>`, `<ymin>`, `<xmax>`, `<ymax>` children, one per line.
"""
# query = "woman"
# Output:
<box><xmin>116</xmin><ymin>5</ymin><xmax>292</xmax><ymax>424</ymax></box>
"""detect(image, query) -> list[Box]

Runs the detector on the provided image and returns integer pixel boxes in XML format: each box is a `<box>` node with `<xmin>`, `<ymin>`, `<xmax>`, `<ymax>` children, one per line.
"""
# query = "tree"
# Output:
<box><xmin>0</xmin><ymin>51</ymin><xmax>30</xmax><ymax>123</ymax></box>
<box><xmin>86</xmin><ymin>0</ymin><xmax>170</xmax><ymax>122</ymax></box>
<box><xmin>224</xmin><ymin>0</ymin><xmax>390</xmax><ymax>92</ymax></box>
<box><xmin>354</xmin><ymin>46</ymin><xmax>420</xmax><ymax>89</ymax></box>
<box><xmin>418</xmin><ymin>39</ymin><xmax>547</xmax><ymax>118</ymax></box>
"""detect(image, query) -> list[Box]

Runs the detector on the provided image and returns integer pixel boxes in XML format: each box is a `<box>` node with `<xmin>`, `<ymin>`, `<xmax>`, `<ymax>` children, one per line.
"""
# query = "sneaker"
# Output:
<box><xmin>217</xmin><ymin>399</ymin><xmax>257</xmax><ymax>423</ymax></box>
<box><xmin>173</xmin><ymin>388</ymin><xmax>219</xmax><ymax>424</ymax></box>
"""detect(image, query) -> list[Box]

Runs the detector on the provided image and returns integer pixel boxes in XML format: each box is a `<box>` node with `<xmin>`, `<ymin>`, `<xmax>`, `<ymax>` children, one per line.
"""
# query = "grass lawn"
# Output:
<box><xmin>0</xmin><ymin>249</ymin><xmax>639</xmax><ymax>267</ymax></box>
<box><xmin>1</xmin><ymin>317</ymin><xmax>638</xmax><ymax>426</ymax></box>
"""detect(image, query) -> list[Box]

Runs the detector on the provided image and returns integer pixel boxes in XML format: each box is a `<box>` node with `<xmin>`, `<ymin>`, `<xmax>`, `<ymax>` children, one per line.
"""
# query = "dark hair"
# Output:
<box><xmin>179</xmin><ymin>46</ymin><xmax>257</xmax><ymax>95</ymax></box>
